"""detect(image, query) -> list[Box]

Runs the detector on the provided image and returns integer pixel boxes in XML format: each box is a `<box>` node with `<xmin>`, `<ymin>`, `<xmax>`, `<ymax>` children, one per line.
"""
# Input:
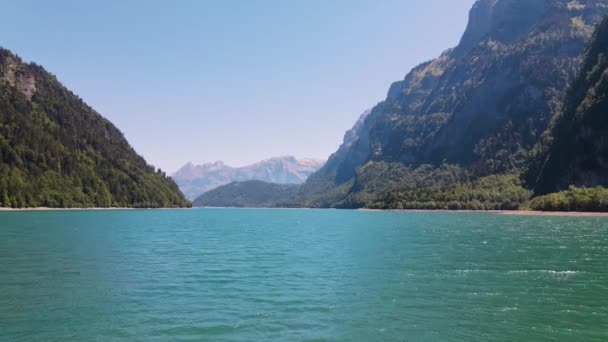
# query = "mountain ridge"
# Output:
<box><xmin>293</xmin><ymin>0</ymin><xmax>608</xmax><ymax>209</ymax></box>
<box><xmin>172</xmin><ymin>156</ymin><xmax>324</xmax><ymax>200</ymax></box>
<box><xmin>0</xmin><ymin>48</ymin><xmax>190</xmax><ymax>208</ymax></box>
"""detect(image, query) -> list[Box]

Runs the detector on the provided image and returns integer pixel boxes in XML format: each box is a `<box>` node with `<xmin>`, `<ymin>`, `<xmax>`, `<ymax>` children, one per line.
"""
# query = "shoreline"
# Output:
<box><xmin>0</xmin><ymin>207</ymin><xmax>137</xmax><ymax>212</ymax></box>
<box><xmin>493</xmin><ymin>210</ymin><xmax>608</xmax><ymax>217</ymax></box>
<box><xmin>0</xmin><ymin>207</ymin><xmax>190</xmax><ymax>212</ymax></box>
<box><xmin>358</xmin><ymin>208</ymin><xmax>608</xmax><ymax>217</ymax></box>
<box><xmin>2</xmin><ymin>207</ymin><xmax>608</xmax><ymax>217</ymax></box>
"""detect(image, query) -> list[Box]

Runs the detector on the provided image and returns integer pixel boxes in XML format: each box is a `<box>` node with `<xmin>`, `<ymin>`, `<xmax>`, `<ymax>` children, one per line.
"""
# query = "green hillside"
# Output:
<box><xmin>193</xmin><ymin>181</ymin><xmax>299</xmax><ymax>208</ymax></box>
<box><xmin>0</xmin><ymin>48</ymin><xmax>190</xmax><ymax>208</ymax></box>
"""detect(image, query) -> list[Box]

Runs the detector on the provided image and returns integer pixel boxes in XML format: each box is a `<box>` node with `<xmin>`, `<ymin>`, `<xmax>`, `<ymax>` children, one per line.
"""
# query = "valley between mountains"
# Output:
<box><xmin>3</xmin><ymin>0</ymin><xmax>608</xmax><ymax>212</ymax></box>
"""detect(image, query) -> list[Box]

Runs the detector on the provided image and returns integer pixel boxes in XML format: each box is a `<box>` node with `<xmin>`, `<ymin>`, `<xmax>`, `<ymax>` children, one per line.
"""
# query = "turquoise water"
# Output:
<box><xmin>0</xmin><ymin>209</ymin><xmax>607</xmax><ymax>341</ymax></box>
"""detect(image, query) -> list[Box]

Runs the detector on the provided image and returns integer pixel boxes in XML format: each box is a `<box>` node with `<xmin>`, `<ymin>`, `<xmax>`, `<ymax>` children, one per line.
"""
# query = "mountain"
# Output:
<box><xmin>534</xmin><ymin>15</ymin><xmax>608</xmax><ymax>194</ymax></box>
<box><xmin>173</xmin><ymin>156</ymin><xmax>324</xmax><ymax>200</ymax></box>
<box><xmin>0</xmin><ymin>48</ymin><xmax>190</xmax><ymax>208</ymax></box>
<box><xmin>294</xmin><ymin>0</ymin><xmax>608</xmax><ymax>209</ymax></box>
<box><xmin>192</xmin><ymin>181</ymin><xmax>299</xmax><ymax>208</ymax></box>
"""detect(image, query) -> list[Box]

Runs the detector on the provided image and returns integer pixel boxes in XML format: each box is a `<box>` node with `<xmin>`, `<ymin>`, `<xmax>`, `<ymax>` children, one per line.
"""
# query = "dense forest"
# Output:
<box><xmin>193</xmin><ymin>181</ymin><xmax>299</xmax><ymax>208</ymax></box>
<box><xmin>285</xmin><ymin>162</ymin><xmax>532</xmax><ymax>210</ymax></box>
<box><xmin>530</xmin><ymin>186</ymin><xmax>608</xmax><ymax>212</ymax></box>
<box><xmin>0</xmin><ymin>49</ymin><xmax>190</xmax><ymax>208</ymax></box>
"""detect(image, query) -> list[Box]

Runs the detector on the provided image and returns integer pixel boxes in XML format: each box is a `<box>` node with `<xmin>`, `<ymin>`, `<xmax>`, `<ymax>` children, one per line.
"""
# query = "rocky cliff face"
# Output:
<box><xmin>534</xmin><ymin>15</ymin><xmax>608</xmax><ymax>193</ymax></box>
<box><xmin>302</xmin><ymin>0</ymin><xmax>608</xmax><ymax>206</ymax></box>
<box><xmin>0</xmin><ymin>55</ymin><xmax>36</xmax><ymax>99</ymax></box>
<box><xmin>173</xmin><ymin>156</ymin><xmax>324</xmax><ymax>200</ymax></box>
<box><xmin>460</xmin><ymin>0</ymin><xmax>550</xmax><ymax>48</ymax></box>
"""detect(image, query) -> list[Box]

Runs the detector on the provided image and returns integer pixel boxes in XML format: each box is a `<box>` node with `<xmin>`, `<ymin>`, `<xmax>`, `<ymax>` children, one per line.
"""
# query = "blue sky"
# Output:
<box><xmin>1</xmin><ymin>0</ymin><xmax>476</xmax><ymax>172</ymax></box>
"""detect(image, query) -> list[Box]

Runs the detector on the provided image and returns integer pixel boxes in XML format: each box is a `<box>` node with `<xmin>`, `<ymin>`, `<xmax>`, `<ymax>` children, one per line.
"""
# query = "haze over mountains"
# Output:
<box><xmin>172</xmin><ymin>157</ymin><xmax>324</xmax><ymax>200</ymax></box>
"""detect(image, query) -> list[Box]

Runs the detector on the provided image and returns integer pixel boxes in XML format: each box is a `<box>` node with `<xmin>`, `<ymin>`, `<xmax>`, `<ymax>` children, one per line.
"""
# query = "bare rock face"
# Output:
<box><xmin>487</xmin><ymin>0</ymin><xmax>548</xmax><ymax>41</ymax></box>
<box><xmin>534</xmin><ymin>16</ymin><xmax>608</xmax><ymax>193</ymax></box>
<box><xmin>0</xmin><ymin>54</ymin><xmax>36</xmax><ymax>99</ymax></box>
<box><xmin>458</xmin><ymin>0</ymin><xmax>498</xmax><ymax>51</ymax></box>
<box><xmin>343</xmin><ymin>109</ymin><xmax>371</xmax><ymax>149</ymax></box>
<box><xmin>15</xmin><ymin>74</ymin><xmax>36</xmax><ymax>99</ymax></box>
<box><xmin>460</xmin><ymin>0</ymin><xmax>556</xmax><ymax>51</ymax></box>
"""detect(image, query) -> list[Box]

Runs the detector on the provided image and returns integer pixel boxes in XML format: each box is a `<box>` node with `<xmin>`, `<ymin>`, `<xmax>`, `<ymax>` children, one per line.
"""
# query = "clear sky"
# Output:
<box><xmin>1</xmin><ymin>0</ymin><xmax>476</xmax><ymax>173</ymax></box>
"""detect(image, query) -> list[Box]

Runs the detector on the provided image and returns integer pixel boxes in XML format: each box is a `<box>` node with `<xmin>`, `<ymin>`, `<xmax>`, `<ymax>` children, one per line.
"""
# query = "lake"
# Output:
<box><xmin>0</xmin><ymin>209</ymin><xmax>607</xmax><ymax>341</ymax></box>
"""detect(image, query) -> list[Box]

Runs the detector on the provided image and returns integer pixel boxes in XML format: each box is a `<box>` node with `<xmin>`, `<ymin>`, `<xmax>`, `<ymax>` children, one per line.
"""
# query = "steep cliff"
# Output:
<box><xmin>298</xmin><ymin>0</ymin><xmax>608</xmax><ymax>208</ymax></box>
<box><xmin>535</xmin><ymin>15</ymin><xmax>608</xmax><ymax>193</ymax></box>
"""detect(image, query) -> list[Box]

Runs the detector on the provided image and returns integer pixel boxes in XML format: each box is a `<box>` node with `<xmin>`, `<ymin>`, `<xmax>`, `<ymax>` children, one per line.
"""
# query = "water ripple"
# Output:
<box><xmin>0</xmin><ymin>209</ymin><xmax>607</xmax><ymax>341</ymax></box>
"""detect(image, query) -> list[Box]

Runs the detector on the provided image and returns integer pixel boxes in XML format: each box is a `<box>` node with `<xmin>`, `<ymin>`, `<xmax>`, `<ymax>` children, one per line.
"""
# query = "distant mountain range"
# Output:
<box><xmin>172</xmin><ymin>157</ymin><xmax>324</xmax><ymax>200</ymax></box>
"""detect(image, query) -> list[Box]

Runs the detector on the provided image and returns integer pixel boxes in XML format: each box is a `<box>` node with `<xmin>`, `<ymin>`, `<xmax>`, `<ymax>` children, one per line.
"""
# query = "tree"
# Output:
<box><xmin>2</xmin><ymin>190</ymin><xmax>8</xmax><ymax>207</ymax></box>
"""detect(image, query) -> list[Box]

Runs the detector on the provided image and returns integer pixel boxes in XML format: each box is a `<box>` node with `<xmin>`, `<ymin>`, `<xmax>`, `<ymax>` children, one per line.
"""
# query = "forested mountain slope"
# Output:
<box><xmin>193</xmin><ymin>181</ymin><xmax>299</xmax><ymax>208</ymax></box>
<box><xmin>0</xmin><ymin>49</ymin><xmax>190</xmax><ymax>208</ymax></box>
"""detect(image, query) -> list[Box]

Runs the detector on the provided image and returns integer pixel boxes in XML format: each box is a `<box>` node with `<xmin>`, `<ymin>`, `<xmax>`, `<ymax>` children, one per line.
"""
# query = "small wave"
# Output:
<box><xmin>546</xmin><ymin>270</ymin><xmax>579</xmax><ymax>275</ymax></box>
<box><xmin>507</xmin><ymin>270</ymin><xmax>529</xmax><ymax>274</ymax></box>
<box><xmin>507</xmin><ymin>270</ymin><xmax>580</xmax><ymax>276</ymax></box>
<box><xmin>454</xmin><ymin>269</ymin><xmax>485</xmax><ymax>274</ymax></box>
<box><xmin>468</xmin><ymin>292</ymin><xmax>500</xmax><ymax>297</ymax></box>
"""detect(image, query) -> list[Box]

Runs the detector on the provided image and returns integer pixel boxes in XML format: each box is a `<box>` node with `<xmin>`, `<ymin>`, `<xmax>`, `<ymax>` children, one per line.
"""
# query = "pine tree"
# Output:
<box><xmin>2</xmin><ymin>191</ymin><xmax>9</xmax><ymax>208</ymax></box>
